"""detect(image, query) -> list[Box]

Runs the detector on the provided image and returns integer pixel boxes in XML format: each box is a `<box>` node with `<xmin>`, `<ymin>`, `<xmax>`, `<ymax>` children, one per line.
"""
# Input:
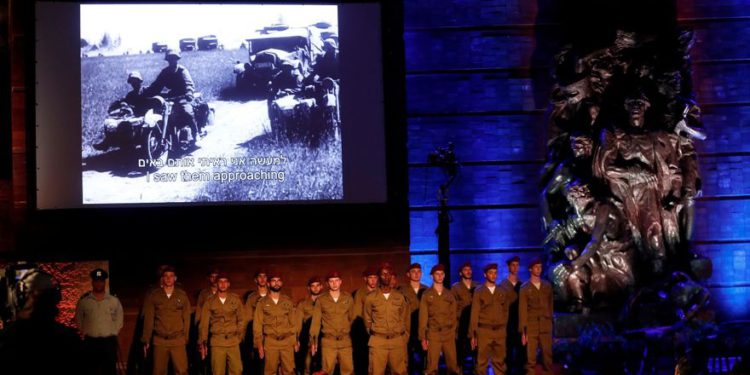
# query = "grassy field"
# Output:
<box><xmin>81</xmin><ymin>49</ymin><xmax>344</xmax><ymax>202</ymax></box>
<box><xmin>81</xmin><ymin>49</ymin><xmax>247</xmax><ymax>157</ymax></box>
<box><xmin>196</xmin><ymin>134</ymin><xmax>343</xmax><ymax>202</ymax></box>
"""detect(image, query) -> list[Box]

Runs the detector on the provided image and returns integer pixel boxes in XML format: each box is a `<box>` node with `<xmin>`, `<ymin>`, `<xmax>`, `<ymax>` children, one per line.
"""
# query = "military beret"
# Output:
<box><xmin>430</xmin><ymin>264</ymin><xmax>445</xmax><ymax>275</ymax></box>
<box><xmin>160</xmin><ymin>265</ymin><xmax>176</xmax><ymax>276</ymax></box>
<box><xmin>483</xmin><ymin>263</ymin><xmax>498</xmax><ymax>273</ymax></box>
<box><xmin>254</xmin><ymin>268</ymin><xmax>268</xmax><ymax>278</ymax></box>
<box><xmin>326</xmin><ymin>270</ymin><xmax>342</xmax><ymax>280</ymax></box>
<box><xmin>459</xmin><ymin>261</ymin><xmax>472</xmax><ymax>269</ymax></box>
<box><xmin>528</xmin><ymin>257</ymin><xmax>543</xmax><ymax>268</ymax></box>
<box><xmin>407</xmin><ymin>263</ymin><xmax>422</xmax><ymax>272</ymax></box>
<box><xmin>377</xmin><ymin>262</ymin><xmax>394</xmax><ymax>274</ymax></box>
<box><xmin>216</xmin><ymin>273</ymin><xmax>230</xmax><ymax>281</ymax></box>
<box><xmin>362</xmin><ymin>266</ymin><xmax>378</xmax><ymax>277</ymax></box>
<box><xmin>267</xmin><ymin>269</ymin><xmax>283</xmax><ymax>280</ymax></box>
<box><xmin>90</xmin><ymin>268</ymin><xmax>108</xmax><ymax>280</ymax></box>
<box><xmin>308</xmin><ymin>276</ymin><xmax>323</xmax><ymax>286</ymax></box>
<box><xmin>506</xmin><ymin>256</ymin><xmax>521</xmax><ymax>265</ymax></box>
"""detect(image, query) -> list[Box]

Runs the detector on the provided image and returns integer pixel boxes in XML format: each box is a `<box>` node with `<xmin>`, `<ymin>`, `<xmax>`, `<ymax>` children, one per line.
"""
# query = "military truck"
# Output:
<box><xmin>232</xmin><ymin>27</ymin><xmax>317</xmax><ymax>93</ymax></box>
<box><xmin>198</xmin><ymin>35</ymin><xmax>219</xmax><ymax>50</ymax></box>
<box><xmin>151</xmin><ymin>42</ymin><xmax>168</xmax><ymax>53</ymax></box>
<box><xmin>179</xmin><ymin>38</ymin><xmax>197</xmax><ymax>52</ymax></box>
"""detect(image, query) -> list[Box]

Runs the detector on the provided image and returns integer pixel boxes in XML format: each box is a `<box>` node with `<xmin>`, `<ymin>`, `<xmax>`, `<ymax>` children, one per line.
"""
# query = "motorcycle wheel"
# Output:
<box><xmin>144</xmin><ymin>128</ymin><xmax>170</xmax><ymax>167</ymax></box>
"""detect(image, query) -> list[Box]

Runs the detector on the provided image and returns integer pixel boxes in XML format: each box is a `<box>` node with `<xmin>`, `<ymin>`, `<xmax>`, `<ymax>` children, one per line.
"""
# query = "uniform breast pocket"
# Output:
<box><xmin>480</xmin><ymin>295</ymin><xmax>491</xmax><ymax>308</ymax></box>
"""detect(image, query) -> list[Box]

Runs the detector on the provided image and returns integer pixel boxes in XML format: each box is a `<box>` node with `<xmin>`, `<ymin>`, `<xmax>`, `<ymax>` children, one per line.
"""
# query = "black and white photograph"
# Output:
<box><xmin>80</xmin><ymin>4</ymin><xmax>342</xmax><ymax>204</ymax></box>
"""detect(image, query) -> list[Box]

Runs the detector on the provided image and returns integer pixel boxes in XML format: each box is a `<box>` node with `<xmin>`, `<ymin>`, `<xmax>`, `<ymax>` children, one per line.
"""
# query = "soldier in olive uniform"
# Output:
<box><xmin>364</xmin><ymin>262</ymin><xmax>411</xmax><ymax>375</ymax></box>
<box><xmin>352</xmin><ymin>266</ymin><xmax>379</xmax><ymax>375</ymax></box>
<box><xmin>195</xmin><ymin>268</ymin><xmax>220</xmax><ymax>375</ymax></box>
<box><xmin>500</xmin><ymin>256</ymin><xmax>523</xmax><ymax>373</ymax></box>
<box><xmin>469</xmin><ymin>263</ymin><xmax>513</xmax><ymax>375</ymax></box>
<box><xmin>519</xmin><ymin>258</ymin><xmax>554</xmax><ymax>375</ymax></box>
<box><xmin>418</xmin><ymin>264</ymin><xmax>459</xmax><ymax>375</ymax></box>
<box><xmin>310</xmin><ymin>270</ymin><xmax>356</xmax><ymax>375</ymax></box>
<box><xmin>297</xmin><ymin>276</ymin><xmax>324</xmax><ymax>375</ymax></box>
<box><xmin>452</xmin><ymin>261</ymin><xmax>478</xmax><ymax>371</ymax></box>
<box><xmin>400</xmin><ymin>263</ymin><xmax>428</xmax><ymax>375</ymax></box>
<box><xmin>253</xmin><ymin>270</ymin><xmax>300</xmax><ymax>375</ymax></box>
<box><xmin>244</xmin><ymin>268</ymin><xmax>269</xmax><ymax>375</ymax></box>
<box><xmin>199</xmin><ymin>274</ymin><xmax>246</xmax><ymax>375</ymax></box>
<box><xmin>141</xmin><ymin>266</ymin><xmax>192</xmax><ymax>375</ymax></box>
<box><xmin>196</xmin><ymin>268</ymin><xmax>220</xmax><ymax>326</ymax></box>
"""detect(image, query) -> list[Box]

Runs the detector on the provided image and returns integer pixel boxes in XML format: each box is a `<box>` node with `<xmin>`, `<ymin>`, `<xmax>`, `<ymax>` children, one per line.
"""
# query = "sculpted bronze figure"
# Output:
<box><xmin>542</xmin><ymin>28</ymin><xmax>708</xmax><ymax>312</ymax></box>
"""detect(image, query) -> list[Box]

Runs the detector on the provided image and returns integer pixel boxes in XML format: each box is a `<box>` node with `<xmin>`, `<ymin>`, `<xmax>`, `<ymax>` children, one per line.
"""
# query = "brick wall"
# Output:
<box><xmin>406</xmin><ymin>0</ymin><xmax>750</xmax><ymax>320</ymax></box>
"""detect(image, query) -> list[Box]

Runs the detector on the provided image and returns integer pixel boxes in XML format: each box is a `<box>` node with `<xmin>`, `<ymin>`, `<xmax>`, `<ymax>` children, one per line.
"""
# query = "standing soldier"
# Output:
<box><xmin>352</xmin><ymin>265</ymin><xmax>379</xmax><ymax>375</ymax></box>
<box><xmin>196</xmin><ymin>268</ymin><xmax>220</xmax><ymax>326</ymax></box>
<box><xmin>309</xmin><ymin>270</ymin><xmax>355</xmax><ymax>375</ymax></box>
<box><xmin>519</xmin><ymin>258</ymin><xmax>554</xmax><ymax>375</ymax></box>
<box><xmin>469</xmin><ymin>263</ymin><xmax>512</xmax><ymax>375</ymax></box>
<box><xmin>244</xmin><ymin>268</ymin><xmax>269</xmax><ymax>375</ymax></box>
<box><xmin>253</xmin><ymin>269</ymin><xmax>300</xmax><ymax>375</ymax></box>
<box><xmin>75</xmin><ymin>268</ymin><xmax>124</xmax><ymax>375</ymax></box>
<box><xmin>297</xmin><ymin>276</ymin><xmax>324</xmax><ymax>375</ymax></box>
<box><xmin>199</xmin><ymin>274</ymin><xmax>246</xmax><ymax>375</ymax></box>
<box><xmin>143</xmin><ymin>49</ymin><xmax>202</xmax><ymax>142</ymax></box>
<box><xmin>418</xmin><ymin>264</ymin><xmax>459</xmax><ymax>375</ymax></box>
<box><xmin>141</xmin><ymin>265</ymin><xmax>192</xmax><ymax>375</ymax></box>
<box><xmin>364</xmin><ymin>262</ymin><xmax>411</xmax><ymax>375</ymax></box>
<box><xmin>452</xmin><ymin>261</ymin><xmax>478</xmax><ymax>371</ymax></box>
<box><xmin>195</xmin><ymin>268</ymin><xmax>220</xmax><ymax>375</ymax></box>
<box><xmin>500</xmin><ymin>256</ymin><xmax>523</xmax><ymax>372</ymax></box>
<box><xmin>400</xmin><ymin>263</ymin><xmax>428</xmax><ymax>375</ymax></box>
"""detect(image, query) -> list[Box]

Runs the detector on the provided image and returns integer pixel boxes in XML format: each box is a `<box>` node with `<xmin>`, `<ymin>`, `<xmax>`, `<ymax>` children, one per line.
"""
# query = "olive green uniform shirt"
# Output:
<box><xmin>418</xmin><ymin>287</ymin><xmax>457</xmax><ymax>341</ymax></box>
<box><xmin>199</xmin><ymin>293</ymin><xmax>246</xmax><ymax>347</ymax></box>
<box><xmin>310</xmin><ymin>291</ymin><xmax>355</xmax><ymax>341</ymax></box>
<box><xmin>363</xmin><ymin>289</ymin><xmax>411</xmax><ymax>336</ymax></box>
<box><xmin>142</xmin><ymin>287</ymin><xmax>192</xmax><ymax>346</ymax></box>
<box><xmin>253</xmin><ymin>294</ymin><xmax>300</xmax><ymax>348</ymax></box>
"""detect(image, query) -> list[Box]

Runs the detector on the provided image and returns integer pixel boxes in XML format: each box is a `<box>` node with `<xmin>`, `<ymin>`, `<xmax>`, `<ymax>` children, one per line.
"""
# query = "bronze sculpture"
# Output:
<box><xmin>541</xmin><ymin>27</ymin><xmax>710</xmax><ymax>312</ymax></box>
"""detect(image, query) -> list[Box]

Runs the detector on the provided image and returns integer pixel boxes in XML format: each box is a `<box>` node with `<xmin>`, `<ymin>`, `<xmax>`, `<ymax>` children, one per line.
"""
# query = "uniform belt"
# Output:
<box><xmin>322</xmin><ymin>333</ymin><xmax>349</xmax><ymax>341</ymax></box>
<box><xmin>214</xmin><ymin>332</ymin><xmax>239</xmax><ymax>340</ymax></box>
<box><xmin>156</xmin><ymin>332</ymin><xmax>184</xmax><ymax>340</ymax></box>
<box><xmin>84</xmin><ymin>335</ymin><xmax>117</xmax><ymax>340</ymax></box>
<box><xmin>430</xmin><ymin>326</ymin><xmax>454</xmax><ymax>332</ymax></box>
<box><xmin>265</xmin><ymin>333</ymin><xmax>293</xmax><ymax>341</ymax></box>
<box><xmin>478</xmin><ymin>323</ymin><xmax>503</xmax><ymax>330</ymax></box>
<box><xmin>371</xmin><ymin>331</ymin><xmax>406</xmax><ymax>339</ymax></box>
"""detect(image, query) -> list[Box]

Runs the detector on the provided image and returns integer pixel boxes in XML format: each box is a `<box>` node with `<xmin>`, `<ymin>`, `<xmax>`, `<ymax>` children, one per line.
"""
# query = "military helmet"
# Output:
<box><xmin>164</xmin><ymin>49</ymin><xmax>181</xmax><ymax>61</ymax></box>
<box><xmin>323</xmin><ymin>38</ymin><xmax>337</xmax><ymax>50</ymax></box>
<box><xmin>127</xmin><ymin>71</ymin><xmax>143</xmax><ymax>84</ymax></box>
<box><xmin>280</xmin><ymin>59</ymin><xmax>298</xmax><ymax>70</ymax></box>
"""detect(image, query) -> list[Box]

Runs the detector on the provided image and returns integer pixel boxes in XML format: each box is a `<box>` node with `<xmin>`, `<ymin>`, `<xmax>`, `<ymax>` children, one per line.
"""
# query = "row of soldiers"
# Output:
<box><xmin>130</xmin><ymin>257</ymin><xmax>554</xmax><ymax>375</ymax></box>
